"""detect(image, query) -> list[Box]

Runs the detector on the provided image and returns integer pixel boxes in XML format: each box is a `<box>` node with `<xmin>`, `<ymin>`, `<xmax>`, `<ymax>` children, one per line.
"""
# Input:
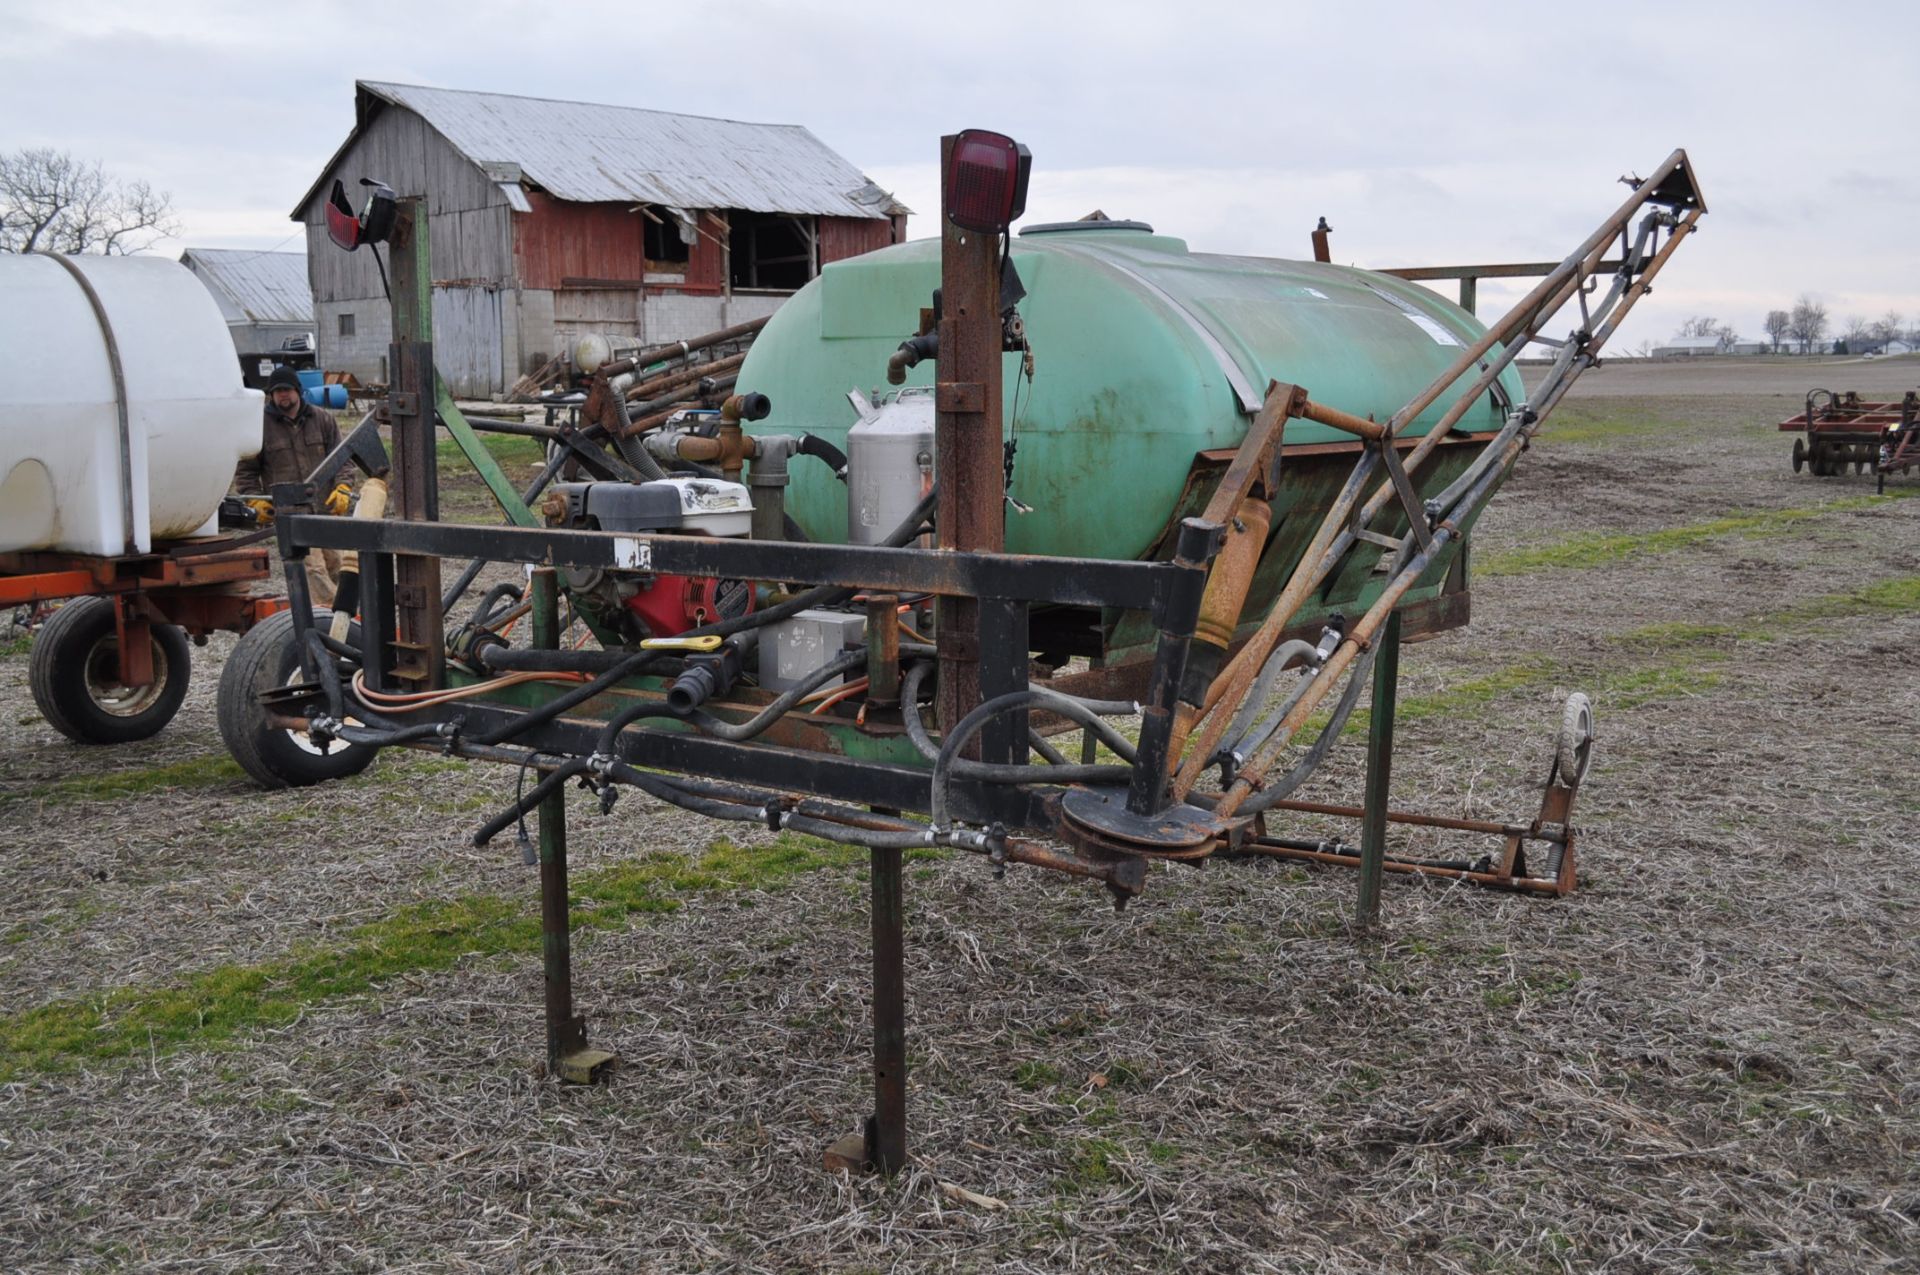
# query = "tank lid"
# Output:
<box><xmin>1019</xmin><ymin>219</ymin><xmax>1155</xmax><ymax>236</ymax></box>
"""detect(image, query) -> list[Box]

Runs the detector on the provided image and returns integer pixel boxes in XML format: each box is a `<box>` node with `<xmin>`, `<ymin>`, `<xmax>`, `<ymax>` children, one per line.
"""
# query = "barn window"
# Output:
<box><xmin>338</xmin><ymin>312</ymin><xmax>356</xmax><ymax>338</ymax></box>
<box><xmin>728</xmin><ymin>210</ymin><xmax>815</xmax><ymax>291</ymax></box>
<box><xmin>643</xmin><ymin>206</ymin><xmax>690</xmax><ymax>264</ymax></box>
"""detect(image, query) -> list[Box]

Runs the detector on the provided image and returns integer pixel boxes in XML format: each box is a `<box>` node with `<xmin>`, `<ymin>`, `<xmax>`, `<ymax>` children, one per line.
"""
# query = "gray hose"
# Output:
<box><xmin>901</xmin><ymin>661</ymin><xmax>1139</xmax><ymax>771</ymax></box>
<box><xmin>1238</xmin><ymin>644</ymin><xmax>1376</xmax><ymax>813</ymax></box>
<box><xmin>608</xmin><ymin>385</ymin><xmax>669</xmax><ymax>481</ymax></box>
<box><xmin>1215</xmin><ymin>639</ymin><xmax>1322</xmax><ymax>765</ymax></box>
<box><xmin>923</xmin><ymin>674</ymin><xmax>1143</xmax><ymax>829</ymax></box>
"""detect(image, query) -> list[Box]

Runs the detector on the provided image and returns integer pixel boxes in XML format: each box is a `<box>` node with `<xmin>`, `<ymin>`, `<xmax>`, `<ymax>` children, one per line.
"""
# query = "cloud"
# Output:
<box><xmin>2</xmin><ymin>0</ymin><xmax>1914</xmax><ymax>346</ymax></box>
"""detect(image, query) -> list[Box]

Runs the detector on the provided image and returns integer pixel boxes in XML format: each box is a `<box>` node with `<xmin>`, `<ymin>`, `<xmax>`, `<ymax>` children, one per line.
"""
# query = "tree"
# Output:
<box><xmin>0</xmin><ymin>148</ymin><xmax>179</xmax><ymax>256</ymax></box>
<box><xmin>1873</xmin><ymin>310</ymin><xmax>1903</xmax><ymax>353</ymax></box>
<box><xmin>1764</xmin><ymin>309</ymin><xmax>1791</xmax><ymax>353</ymax></box>
<box><xmin>1713</xmin><ymin>322</ymin><xmax>1739</xmax><ymax>351</ymax></box>
<box><xmin>1677</xmin><ymin>315</ymin><xmax>1722</xmax><ymax>338</ymax></box>
<box><xmin>1788</xmin><ymin>295</ymin><xmax>1829</xmax><ymax>355</ymax></box>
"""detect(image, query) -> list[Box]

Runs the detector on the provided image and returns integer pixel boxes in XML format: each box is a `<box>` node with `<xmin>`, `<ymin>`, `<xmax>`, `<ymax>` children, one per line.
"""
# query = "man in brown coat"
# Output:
<box><xmin>234</xmin><ymin>366</ymin><xmax>354</xmax><ymax>607</ymax></box>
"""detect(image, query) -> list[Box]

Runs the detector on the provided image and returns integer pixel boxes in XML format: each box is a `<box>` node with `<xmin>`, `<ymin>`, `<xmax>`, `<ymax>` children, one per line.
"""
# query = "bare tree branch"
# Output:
<box><xmin>0</xmin><ymin>148</ymin><xmax>179</xmax><ymax>256</ymax></box>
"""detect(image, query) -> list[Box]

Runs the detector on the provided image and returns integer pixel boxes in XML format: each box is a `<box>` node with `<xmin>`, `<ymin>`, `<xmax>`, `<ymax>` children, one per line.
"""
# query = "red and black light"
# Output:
<box><xmin>945</xmin><ymin>129</ymin><xmax>1031</xmax><ymax>234</ymax></box>
<box><xmin>325</xmin><ymin>178</ymin><xmax>399</xmax><ymax>252</ymax></box>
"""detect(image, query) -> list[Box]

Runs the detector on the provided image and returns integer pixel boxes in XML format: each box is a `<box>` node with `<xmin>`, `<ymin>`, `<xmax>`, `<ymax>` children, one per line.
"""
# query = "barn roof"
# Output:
<box><xmin>178</xmin><ymin>248</ymin><xmax>312</xmax><ymax>324</ymax></box>
<box><xmin>294</xmin><ymin>81</ymin><xmax>908</xmax><ymax>222</ymax></box>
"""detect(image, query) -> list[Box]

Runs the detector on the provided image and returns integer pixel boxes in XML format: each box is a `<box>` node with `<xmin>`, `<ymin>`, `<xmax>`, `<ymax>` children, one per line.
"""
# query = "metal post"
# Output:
<box><xmin>1127</xmin><ymin>518</ymin><xmax>1217</xmax><ymax>816</ymax></box>
<box><xmin>358</xmin><ymin>551</ymin><xmax>396</xmax><ymax>692</ymax></box>
<box><xmin>867</xmin><ymin>845</ymin><xmax>908</xmax><ymax>1174</ymax></box>
<box><xmin>387</xmin><ymin>197</ymin><xmax>445</xmax><ymax>689</ymax></box>
<box><xmin>532</xmin><ymin>569</ymin><xmax>580</xmax><ymax>1071</ymax></box>
<box><xmin>1357</xmin><ymin>609</ymin><xmax>1402</xmax><ymax>928</ymax></box>
<box><xmin>1459</xmin><ymin>276</ymin><xmax>1478</xmax><ymax>316</ymax></box>
<box><xmin>531</xmin><ymin>567</ymin><xmax>614</xmax><ymax>1084</ymax></box>
<box><xmin>977</xmin><ymin>597</ymin><xmax>1028</xmax><ymax>765</ymax></box>
<box><xmin>933</xmin><ymin>133</ymin><xmax>1006</xmax><ymax>744</ymax></box>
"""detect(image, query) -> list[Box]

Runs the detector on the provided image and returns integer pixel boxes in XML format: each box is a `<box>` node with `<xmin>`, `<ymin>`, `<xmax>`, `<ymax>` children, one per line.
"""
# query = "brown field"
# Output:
<box><xmin>2</xmin><ymin>355</ymin><xmax>1917</xmax><ymax>1272</ymax></box>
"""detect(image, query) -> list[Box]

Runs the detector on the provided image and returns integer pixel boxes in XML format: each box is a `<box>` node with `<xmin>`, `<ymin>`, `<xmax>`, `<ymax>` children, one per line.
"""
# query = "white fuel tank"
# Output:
<box><xmin>0</xmin><ymin>253</ymin><xmax>262</xmax><ymax>556</ymax></box>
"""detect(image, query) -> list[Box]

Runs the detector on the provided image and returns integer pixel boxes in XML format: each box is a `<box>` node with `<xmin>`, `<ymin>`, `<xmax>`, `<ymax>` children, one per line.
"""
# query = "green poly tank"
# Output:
<box><xmin>742</xmin><ymin>222</ymin><xmax>1524</xmax><ymax>562</ymax></box>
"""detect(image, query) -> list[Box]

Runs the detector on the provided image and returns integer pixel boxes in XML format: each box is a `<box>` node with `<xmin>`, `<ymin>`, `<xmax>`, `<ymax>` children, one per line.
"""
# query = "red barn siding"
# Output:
<box><xmin>513</xmin><ymin>196</ymin><xmax>725</xmax><ymax>294</ymax></box>
<box><xmin>514</xmin><ymin>199</ymin><xmax>889</xmax><ymax>293</ymax></box>
<box><xmin>819</xmin><ymin>216</ymin><xmax>896</xmax><ymax>265</ymax></box>
<box><xmin>514</xmin><ymin>194</ymin><xmax>642</xmax><ymax>288</ymax></box>
<box><xmin>682</xmin><ymin>212</ymin><xmax>726</xmax><ymax>291</ymax></box>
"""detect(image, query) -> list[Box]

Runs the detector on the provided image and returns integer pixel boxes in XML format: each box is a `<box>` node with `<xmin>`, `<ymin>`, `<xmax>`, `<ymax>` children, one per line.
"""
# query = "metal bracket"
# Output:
<box><xmin>1375</xmin><ymin>439</ymin><xmax>1433</xmax><ymax>552</ymax></box>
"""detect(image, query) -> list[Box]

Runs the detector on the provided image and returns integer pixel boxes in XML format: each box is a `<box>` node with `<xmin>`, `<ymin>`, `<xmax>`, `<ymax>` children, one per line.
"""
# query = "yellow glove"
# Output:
<box><xmin>244</xmin><ymin>496</ymin><xmax>275</xmax><ymax>523</ymax></box>
<box><xmin>322</xmin><ymin>481</ymin><xmax>353</xmax><ymax>516</ymax></box>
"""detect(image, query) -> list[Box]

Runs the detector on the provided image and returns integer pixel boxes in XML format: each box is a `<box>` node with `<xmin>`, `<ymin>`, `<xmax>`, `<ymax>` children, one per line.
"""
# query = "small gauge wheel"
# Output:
<box><xmin>1554</xmin><ymin>692</ymin><xmax>1595</xmax><ymax>786</ymax></box>
<box><xmin>1791</xmin><ymin>438</ymin><xmax>1805</xmax><ymax>473</ymax></box>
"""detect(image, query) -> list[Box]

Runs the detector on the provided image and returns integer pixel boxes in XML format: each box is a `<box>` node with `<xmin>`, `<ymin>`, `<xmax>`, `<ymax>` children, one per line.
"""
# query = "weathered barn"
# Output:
<box><xmin>292</xmin><ymin>81</ymin><xmax>909</xmax><ymax>397</ymax></box>
<box><xmin>178</xmin><ymin>247</ymin><xmax>314</xmax><ymax>358</ymax></box>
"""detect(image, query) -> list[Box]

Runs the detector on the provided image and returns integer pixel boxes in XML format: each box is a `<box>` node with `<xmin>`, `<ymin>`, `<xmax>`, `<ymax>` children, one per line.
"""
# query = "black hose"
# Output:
<box><xmin>798</xmin><ymin>432</ymin><xmax>848</xmax><ymax>480</ymax></box>
<box><xmin>605</xmin><ymin>765</ymin><xmax>938</xmax><ymax>850</ymax></box>
<box><xmin>467</xmin><ymin>582</ymin><xmax>523</xmax><ymax>629</ymax></box>
<box><xmin>442</xmin><ymin>437</ymin><xmax>578</xmax><ymax>616</ymax></box>
<box><xmin>302</xmin><ymin>629</ymin><xmax>348</xmax><ymax>721</ymax></box>
<box><xmin>1028</xmin><ymin>729</ymin><xmax>1070</xmax><ymax>766</ymax></box>
<box><xmin>901</xmin><ymin>662</ymin><xmax>1138</xmax><ymax>767</ymax></box>
<box><xmin>334</xmin><ymin>721</ymin><xmax>451</xmax><ymax>748</ymax></box>
<box><xmin>897</xmin><ymin>664</ymin><xmax>1134</xmax><ymax>816</ymax></box>
<box><xmin>473</xmin><ymin>758</ymin><xmax>590</xmax><ymax>846</ymax></box>
<box><xmin>606</xmin><ymin>761</ymin><xmax>766</xmax><ymax>822</ymax></box>
<box><xmin>593</xmin><ymin>648</ymin><xmax>868</xmax><ymax>754</ymax></box>
<box><xmin>677</xmin><ymin>486</ymin><xmax>937</xmax><ymax>641</ymax></box>
<box><xmin>470</xmin><ymin>651</ymin><xmax>664</xmax><ymax>746</ymax></box>
<box><xmin>479</xmin><ymin>645</ymin><xmax>666</xmax><ymax>675</ymax></box>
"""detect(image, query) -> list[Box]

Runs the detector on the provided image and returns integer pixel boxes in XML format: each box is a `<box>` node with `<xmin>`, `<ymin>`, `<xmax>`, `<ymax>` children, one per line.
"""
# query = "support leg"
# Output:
<box><xmin>869</xmin><ymin>844</ymin><xmax>908</xmax><ymax>1174</ymax></box>
<box><xmin>1357</xmin><ymin>610</ymin><xmax>1402</xmax><ymax>929</ymax></box>
<box><xmin>531</xmin><ymin>567</ymin><xmax>613</xmax><ymax>1084</ymax></box>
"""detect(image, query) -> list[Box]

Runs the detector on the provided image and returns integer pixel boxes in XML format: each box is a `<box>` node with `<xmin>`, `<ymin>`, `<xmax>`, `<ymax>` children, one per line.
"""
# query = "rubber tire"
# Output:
<box><xmin>217</xmin><ymin>608</ymin><xmax>378</xmax><ymax>789</ymax></box>
<box><xmin>28</xmin><ymin>596</ymin><xmax>192</xmax><ymax>744</ymax></box>
<box><xmin>1791</xmin><ymin>439</ymin><xmax>1805</xmax><ymax>473</ymax></box>
<box><xmin>1554</xmin><ymin>692</ymin><xmax>1596</xmax><ymax>786</ymax></box>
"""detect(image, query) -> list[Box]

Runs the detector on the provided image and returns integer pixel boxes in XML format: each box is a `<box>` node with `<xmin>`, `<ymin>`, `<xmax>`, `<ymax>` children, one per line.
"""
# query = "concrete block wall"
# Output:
<box><xmin>638</xmin><ymin>291</ymin><xmax>786</xmax><ymax>346</ymax></box>
<box><xmin>315</xmin><ymin>298</ymin><xmax>394</xmax><ymax>385</ymax></box>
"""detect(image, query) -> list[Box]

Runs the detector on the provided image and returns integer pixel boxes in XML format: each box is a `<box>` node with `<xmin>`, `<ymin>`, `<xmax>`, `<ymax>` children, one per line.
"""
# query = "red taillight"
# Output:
<box><xmin>946</xmin><ymin>129</ymin><xmax>1031</xmax><ymax>233</ymax></box>
<box><xmin>325</xmin><ymin>179</ymin><xmax>361</xmax><ymax>251</ymax></box>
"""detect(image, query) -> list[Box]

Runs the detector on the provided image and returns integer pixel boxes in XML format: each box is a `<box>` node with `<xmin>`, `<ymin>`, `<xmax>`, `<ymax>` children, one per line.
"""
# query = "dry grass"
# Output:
<box><xmin>1</xmin><ymin>366</ymin><xmax>1917</xmax><ymax>1271</ymax></box>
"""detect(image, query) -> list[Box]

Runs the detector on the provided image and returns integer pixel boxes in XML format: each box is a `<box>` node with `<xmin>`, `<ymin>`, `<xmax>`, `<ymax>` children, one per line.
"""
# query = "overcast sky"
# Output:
<box><xmin>5</xmin><ymin>0</ymin><xmax>1914</xmax><ymax>347</ymax></box>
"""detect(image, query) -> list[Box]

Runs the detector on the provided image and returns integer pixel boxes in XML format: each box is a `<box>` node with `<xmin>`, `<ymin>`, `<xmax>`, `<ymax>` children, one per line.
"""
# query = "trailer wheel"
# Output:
<box><xmin>1791</xmin><ymin>439</ymin><xmax>1806</xmax><ymax>473</ymax></box>
<box><xmin>1553</xmin><ymin>692</ymin><xmax>1595</xmax><ymax>787</ymax></box>
<box><xmin>217</xmin><ymin>608</ymin><xmax>378</xmax><ymax>789</ymax></box>
<box><xmin>28</xmin><ymin>597</ymin><xmax>192</xmax><ymax>744</ymax></box>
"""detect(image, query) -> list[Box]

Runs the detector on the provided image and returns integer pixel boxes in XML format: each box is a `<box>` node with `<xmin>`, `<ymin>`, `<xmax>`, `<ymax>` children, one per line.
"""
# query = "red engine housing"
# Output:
<box><xmin>624</xmin><ymin>573</ymin><xmax>754</xmax><ymax>637</ymax></box>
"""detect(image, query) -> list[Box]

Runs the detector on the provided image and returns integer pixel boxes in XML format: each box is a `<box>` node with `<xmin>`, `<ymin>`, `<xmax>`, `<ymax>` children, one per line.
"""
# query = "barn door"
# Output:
<box><xmin>430</xmin><ymin>285</ymin><xmax>505</xmax><ymax>398</ymax></box>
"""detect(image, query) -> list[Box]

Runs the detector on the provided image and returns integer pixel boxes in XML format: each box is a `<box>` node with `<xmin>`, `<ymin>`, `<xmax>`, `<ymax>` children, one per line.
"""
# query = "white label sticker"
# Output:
<box><xmin>613</xmin><ymin>537</ymin><xmax>651</xmax><ymax>570</ymax></box>
<box><xmin>1406</xmin><ymin>313</ymin><xmax>1462</xmax><ymax>347</ymax></box>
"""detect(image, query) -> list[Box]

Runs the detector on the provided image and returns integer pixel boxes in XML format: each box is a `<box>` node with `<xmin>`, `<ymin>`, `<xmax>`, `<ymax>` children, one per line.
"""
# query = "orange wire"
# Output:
<box><xmin>351</xmin><ymin>669</ymin><xmax>587</xmax><ymax>711</ymax></box>
<box><xmin>798</xmin><ymin>675</ymin><xmax>867</xmax><ymax>706</ymax></box>
<box><xmin>809</xmin><ymin>679</ymin><xmax>869</xmax><ymax>715</ymax></box>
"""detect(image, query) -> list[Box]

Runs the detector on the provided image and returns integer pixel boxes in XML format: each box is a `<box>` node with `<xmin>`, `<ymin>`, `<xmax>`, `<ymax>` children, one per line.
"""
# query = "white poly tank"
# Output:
<box><xmin>0</xmin><ymin>253</ymin><xmax>262</xmax><ymax>556</ymax></box>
